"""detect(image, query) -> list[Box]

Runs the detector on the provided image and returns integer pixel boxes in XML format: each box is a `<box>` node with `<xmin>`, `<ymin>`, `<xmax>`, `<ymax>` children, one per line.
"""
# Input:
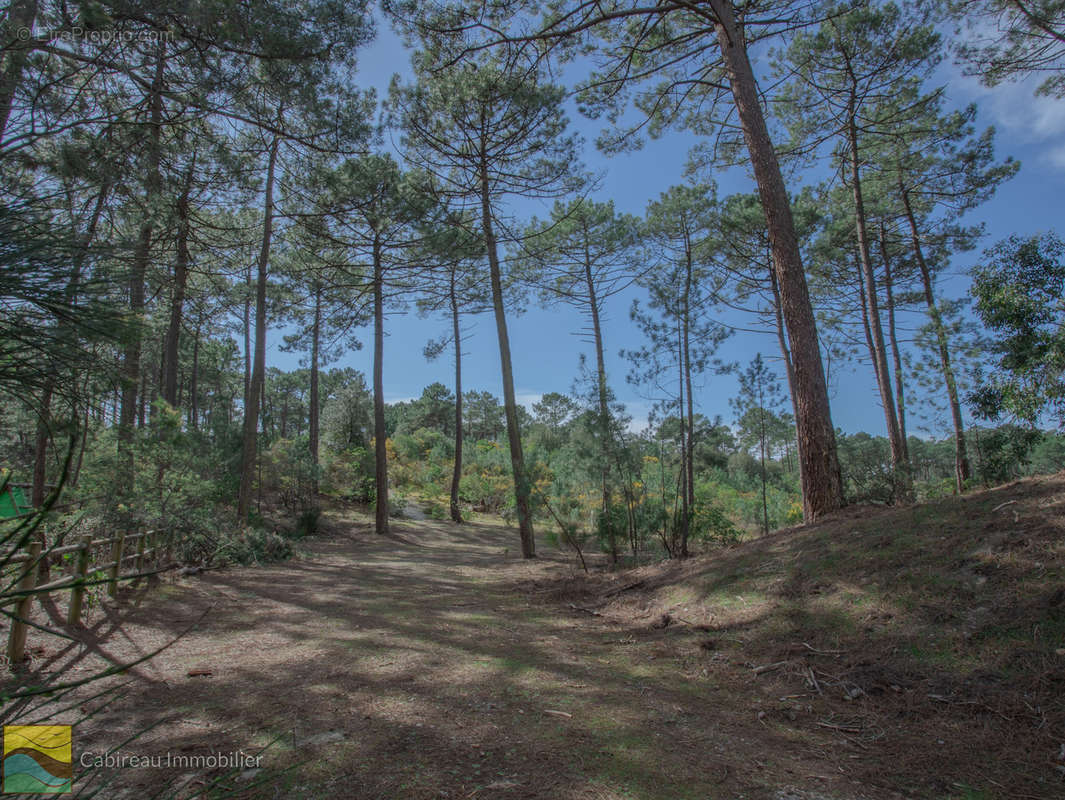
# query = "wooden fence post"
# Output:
<box><xmin>135</xmin><ymin>533</ymin><xmax>146</xmax><ymax>574</ymax></box>
<box><xmin>67</xmin><ymin>535</ymin><xmax>92</xmax><ymax>626</ymax></box>
<box><xmin>107</xmin><ymin>530</ymin><xmax>126</xmax><ymax>598</ymax></box>
<box><xmin>7</xmin><ymin>542</ymin><xmax>42</xmax><ymax>667</ymax></box>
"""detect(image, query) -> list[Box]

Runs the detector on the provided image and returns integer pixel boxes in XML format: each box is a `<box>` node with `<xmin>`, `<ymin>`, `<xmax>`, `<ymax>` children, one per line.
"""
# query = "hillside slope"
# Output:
<box><xmin>540</xmin><ymin>472</ymin><xmax>1065</xmax><ymax>798</ymax></box>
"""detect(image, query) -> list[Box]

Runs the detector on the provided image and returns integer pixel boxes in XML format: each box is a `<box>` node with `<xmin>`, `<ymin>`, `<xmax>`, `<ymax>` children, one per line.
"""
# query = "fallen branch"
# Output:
<box><xmin>992</xmin><ymin>500</ymin><xmax>1017</xmax><ymax>512</ymax></box>
<box><xmin>807</xmin><ymin>667</ymin><xmax>822</xmax><ymax>695</ymax></box>
<box><xmin>752</xmin><ymin>660</ymin><xmax>789</xmax><ymax>674</ymax></box>
<box><xmin>601</xmin><ymin>580</ymin><xmax>644</xmax><ymax>598</ymax></box>
<box><xmin>543</xmin><ymin>709</ymin><xmax>572</xmax><ymax>718</ymax></box>
<box><xmin>802</xmin><ymin>642</ymin><xmax>845</xmax><ymax>656</ymax></box>
<box><xmin>816</xmin><ymin>721</ymin><xmax>863</xmax><ymax>733</ymax></box>
<box><xmin>567</xmin><ymin>603</ymin><xmax>602</xmax><ymax>616</ymax></box>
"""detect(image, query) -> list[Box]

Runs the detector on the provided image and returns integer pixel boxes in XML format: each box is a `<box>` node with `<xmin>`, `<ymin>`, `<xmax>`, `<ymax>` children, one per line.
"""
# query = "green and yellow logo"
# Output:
<box><xmin>2</xmin><ymin>726</ymin><xmax>72</xmax><ymax>794</ymax></box>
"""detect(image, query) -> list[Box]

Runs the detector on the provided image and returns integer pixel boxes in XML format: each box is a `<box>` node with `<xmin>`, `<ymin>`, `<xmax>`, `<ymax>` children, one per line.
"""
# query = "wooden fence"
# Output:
<box><xmin>1</xmin><ymin>529</ymin><xmax>166</xmax><ymax>666</ymax></box>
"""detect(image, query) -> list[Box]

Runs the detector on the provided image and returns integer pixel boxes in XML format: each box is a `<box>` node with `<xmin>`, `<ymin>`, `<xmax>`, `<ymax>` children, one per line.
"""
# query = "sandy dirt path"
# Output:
<box><xmin>8</xmin><ymin>511</ymin><xmax>864</xmax><ymax>800</ymax></box>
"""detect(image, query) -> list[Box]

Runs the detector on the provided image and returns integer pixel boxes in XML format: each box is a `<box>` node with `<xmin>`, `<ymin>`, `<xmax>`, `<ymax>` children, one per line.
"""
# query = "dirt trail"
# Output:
<box><xmin>14</xmin><ymin>512</ymin><xmax>871</xmax><ymax>800</ymax></box>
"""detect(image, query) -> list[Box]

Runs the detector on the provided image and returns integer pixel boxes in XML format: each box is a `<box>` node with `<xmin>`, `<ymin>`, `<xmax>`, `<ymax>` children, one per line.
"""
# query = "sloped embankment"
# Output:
<box><xmin>533</xmin><ymin>472</ymin><xmax>1065</xmax><ymax>798</ymax></box>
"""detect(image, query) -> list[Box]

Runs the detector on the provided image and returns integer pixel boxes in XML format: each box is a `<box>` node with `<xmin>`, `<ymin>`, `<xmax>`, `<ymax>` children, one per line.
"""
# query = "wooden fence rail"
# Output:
<box><xmin>1</xmin><ymin>529</ymin><xmax>166</xmax><ymax>666</ymax></box>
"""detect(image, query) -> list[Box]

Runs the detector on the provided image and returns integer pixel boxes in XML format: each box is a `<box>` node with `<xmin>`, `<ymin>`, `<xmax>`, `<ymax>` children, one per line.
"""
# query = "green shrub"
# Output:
<box><xmin>293</xmin><ymin>508</ymin><xmax>320</xmax><ymax>538</ymax></box>
<box><xmin>215</xmin><ymin>526</ymin><xmax>293</xmax><ymax>565</ymax></box>
<box><xmin>692</xmin><ymin>500</ymin><xmax>742</xmax><ymax>545</ymax></box>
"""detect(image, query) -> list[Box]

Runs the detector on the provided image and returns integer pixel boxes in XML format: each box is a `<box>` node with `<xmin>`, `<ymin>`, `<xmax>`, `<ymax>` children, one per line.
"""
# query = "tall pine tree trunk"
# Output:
<box><xmin>33</xmin><ymin>180</ymin><xmax>108</xmax><ymax>507</ymax></box>
<box><xmin>31</xmin><ymin>385</ymin><xmax>51</xmax><ymax>508</ymax></box>
<box><xmin>479</xmin><ymin>160</ymin><xmax>535</xmax><ymax>557</ymax></box>
<box><xmin>681</xmin><ymin>241</ymin><xmax>695</xmax><ymax>558</ymax></box>
<box><xmin>900</xmin><ymin>183</ymin><xmax>971</xmax><ymax>492</ymax></box>
<box><xmin>846</xmin><ymin>113</ymin><xmax>911</xmax><ymax>502</ymax></box>
<box><xmin>163</xmin><ymin>158</ymin><xmax>195</xmax><ymax>407</ymax></box>
<box><xmin>372</xmin><ymin>236</ymin><xmax>390</xmax><ymax>535</ymax></box>
<box><xmin>770</xmin><ymin>265</ymin><xmax>803</xmax><ymax>485</ymax></box>
<box><xmin>449</xmin><ymin>268</ymin><xmax>464</xmax><ymax>523</ymax></box>
<box><xmin>118</xmin><ymin>48</ymin><xmax>164</xmax><ymax>501</ymax></box>
<box><xmin>759</xmin><ymin>397</ymin><xmax>769</xmax><ymax>535</ymax></box>
<box><xmin>583</xmin><ymin>244</ymin><xmax>614</xmax><ymax>563</ymax></box>
<box><xmin>878</xmin><ymin>224</ymin><xmax>908</xmax><ymax>457</ymax></box>
<box><xmin>711</xmin><ymin>0</ymin><xmax>843</xmax><ymax>520</ymax></box>
<box><xmin>676</xmin><ymin>319</ymin><xmax>689</xmax><ymax>557</ymax></box>
<box><xmin>189</xmin><ymin>320</ymin><xmax>200</xmax><ymax>430</ymax></box>
<box><xmin>243</xmin><ymin>266</ymin><xmax>252</xmax><ymax>410</ymax></box>
<box><xmin>309</xmin><ymin>283</ymin><xmax>321</xmax><ymax>498</ymax></box>
<box><xmin>237</xmin><ymin>135</ymin><xmax>279</xmax><ymax>520</ymax></box>
<box><xmin>0</xmin><ymin>0</ymin><xmax>37</xmax><ymax>142</ymax></box>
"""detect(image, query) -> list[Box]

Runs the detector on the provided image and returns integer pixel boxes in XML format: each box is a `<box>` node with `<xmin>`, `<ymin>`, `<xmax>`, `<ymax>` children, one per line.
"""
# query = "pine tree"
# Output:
<box><xmin>517</xmin><ymin>198</ymin><xmax>641</xmax><ymax>561</ymax></box>
<box><xmin>391</xmin><ymin>51</ymin><xmax>582</xmax><ymax>557</ymax></box>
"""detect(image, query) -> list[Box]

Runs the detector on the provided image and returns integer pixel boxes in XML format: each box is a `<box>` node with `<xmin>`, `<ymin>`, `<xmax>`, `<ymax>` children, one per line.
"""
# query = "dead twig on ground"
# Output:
<box><xmin>601</xmin><ymin>580</ymin><xmax>644</xmax><ymax>598</ymax></box>
<box><xmin>567</xmin><ymin>603</ymin><xmax>602</xmax><ymax>616</ymax></box>
<box><xmin>807</xmin><ymin>666</ymin><xmax>822</xmax><ymax>695</ymax></box>
<box><xmin>752</xmin><ymin>660</ymin><xmax>790</xmax><ymax>674</ymax></box>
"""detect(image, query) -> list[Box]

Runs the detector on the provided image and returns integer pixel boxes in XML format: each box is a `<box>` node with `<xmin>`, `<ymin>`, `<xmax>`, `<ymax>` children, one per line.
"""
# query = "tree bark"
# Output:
<box><xmin>33</xmin><ymin>179</ymin><xmax>108</xmax><ymax>507</ymax></box>
<box><xmin>583</xmin><ymin>237</ymin><xmax>614</xmax><ymax>562</ymax></box>
<box><xmin>309</xmin><ymin>282</ymin><xmax>321</xmax><ymax>498</ymax></box>
<box><xmin>449</xmin><ymin>268</ymin><xmax>464</xmax><ymax>523</ymax></box>
<box><xmin>0</xmin><ymin>0</ymin><xmax>37</xmax><ymax>144</ymax></box>
<box><xmin>878</xmin><ymin>224</ymin><xmax>908</xmax><ymax>458</ymax></box>
<box><xmin>243</xmin><ymin>266</ymin><xmax>252</xmax><ymax>411</ymax></box>
<box><xmin>118</xmin><ymin>48</ymin><xmax>165</xmax><ymax>500</ymax></box>
<box><xmin>31</xmin><ymin>384</ymin><xmax>52</xmax><ymax>508</ymax></box>
<box><xmin>900</xmin><ymin>183</ymin><xmax>971</xmax><ymax>492</ymax></box>
<box><xmin>710</xmin><ymin>0</ymin><xmax>843</xmax><ymax>520</ymax></box>
<box><xmin>759</xmin><ymin>391</ymin><xmax>769</xmax><ymax>536</ymax></box>
<box><xmin>372</xmin><ymin>235</ymin><xmax>390</xmax><ymax>535</ymax></box>
<box><xmin>163</xmin><ymin>158</ymin><xmax>195</xmax><ymax>407</ymax></box>
<box><xmin>676</xmin><ymin>318</ymin><xmax>689</xmax><ymax>556</ymax></box>
<box><xmin>189</xmin><ymin>321</ymin><xmax>200</xmax><ymax>430</ymax></box>
<box><xmin>846</xmin><ymin>112</ymin><xmax>911</xmax><ymax>502</ymax></box>
<box><xmin>681</xmin><ymin>237</ymin><xmax>695</xmax><ymax>557</ymax></box>
<box><xmin>769</xmin><ymin>265</ymin><xmax>803</xmax><ymax>485</ymax></box>
<box><xmin>479</xmin><ymin>159</ymin><xmax>535</xmax><ymax>557</ymax></box>
<box><xmin>237</xmin><ymin>135</ymin><xmax>279</xmax><ymax>520</ymax></box>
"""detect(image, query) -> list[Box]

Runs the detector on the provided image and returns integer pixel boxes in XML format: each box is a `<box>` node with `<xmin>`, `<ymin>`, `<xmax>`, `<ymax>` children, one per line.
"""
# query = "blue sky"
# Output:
<box><xmin>267</xmin><ymin>17</ymin><xmax>1063</xmax><ymax>437</ymax></box>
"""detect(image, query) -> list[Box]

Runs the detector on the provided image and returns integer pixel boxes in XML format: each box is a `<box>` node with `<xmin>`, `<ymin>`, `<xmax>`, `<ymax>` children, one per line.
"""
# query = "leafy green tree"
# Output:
<box><xmin>731</xmin><ymin>354</ymin><xmax>785</xmax><ymax>535</ymax></box>
<box><xmin>970</xmin><ymin>232</ymin><xmax>1065</xmax><ymax>426</ymax></box>
<box><xmin>530</xmin><ymin>392</ymin><xmax>580</xmax><ymax>452</ymax></box>
<box><xmin>322</xmin><ymin>373</ymin><xmax>375</xmax><ymax>451</ymax></box>
<box><xmin>463</xmin><ymin>390</ymin><xmax>505</xmax><ymax>442</ymax></box>
<box><xmin>403</xmin><ymin>383</ymin><xmax>458</xmax><ymax>436</ymax></box>
<box><xmin>836</xmin><ymin>431</ymin><xmax>894</xmax><ymax>504</ymax></box>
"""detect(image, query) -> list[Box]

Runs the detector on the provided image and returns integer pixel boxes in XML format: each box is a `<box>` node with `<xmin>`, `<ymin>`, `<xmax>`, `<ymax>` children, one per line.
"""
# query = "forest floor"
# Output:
<box><xmin>3</xmin><ymin>473</ymin><xmax>1065</xmax><ymax>800</ymax></box>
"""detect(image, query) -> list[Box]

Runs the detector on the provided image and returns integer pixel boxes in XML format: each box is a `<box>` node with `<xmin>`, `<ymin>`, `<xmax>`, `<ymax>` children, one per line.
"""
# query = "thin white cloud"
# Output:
<box><xmin>938</xmin><ymin>59</ymin><xmax>1065</xmax><ymax>171</ymax></box>
<box><xmin>1049</xmin><ymin>143</ymin><xmax>1065</xmax><ymax>171</ymax></box>
<box><xmin>515</xmin><ymin>392</ymin><xmax>544</xmax><ymax>411</ymax></box>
